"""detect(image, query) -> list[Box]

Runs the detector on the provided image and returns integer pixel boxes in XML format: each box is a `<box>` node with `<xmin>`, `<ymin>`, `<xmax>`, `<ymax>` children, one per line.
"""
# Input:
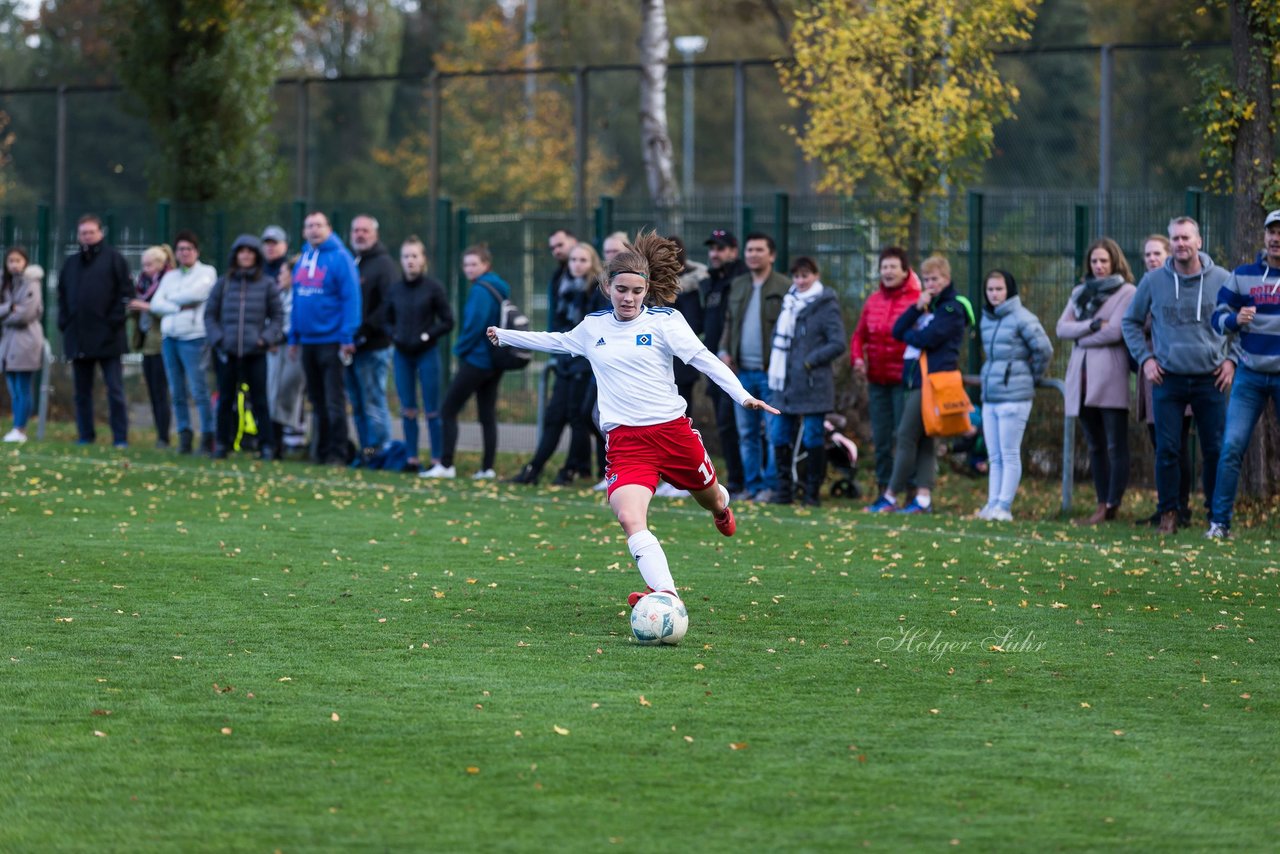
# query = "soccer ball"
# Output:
<box><xmin>630</xmin><ymin>592</ymin><xmax>689</xmax><ymax>646</ymax></box>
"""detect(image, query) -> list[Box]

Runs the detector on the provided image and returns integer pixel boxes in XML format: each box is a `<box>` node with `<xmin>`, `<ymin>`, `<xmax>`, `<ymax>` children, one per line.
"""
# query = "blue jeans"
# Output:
<box><xmin>732</xmin><ymin>368</ymin><xmax>775</xmax><ymax>494</ymax></box>
<box><xmin>393</xmin><ymin>348</ymin><xmax>443</xmax><ymax>462</ymax></box>
<box><xmin>162</xmin><ymin>336</ymin><xmax>213</xmax><ymax>435</ymax></box>
<box><xmin>982</xmin><ymin>400</ymin><xmax>1032</xmax><ymax>510</ymax></box>
<box><xmin>345</xmin><ymin>346</ymin><xmax>393</xmax><ymax>450</ymax></box>
<box><xmin>1153</xmin><ymin>372</ymin><xmax>1226</xmax><ymax>515</ymax></box>
<box><xmin>768</xmin><ymin>411</ymin><xmax>825</xmax><ymax>449</ymax></box>
<box><xmin>5</xmin><ymin>370</ymin><xmax>35</xmax><ymax>429</ymax></box>
<box><xmin>1212</xmin><ymin>365</ymin><xmax>1280</xmax><ymax>527</ymax></box>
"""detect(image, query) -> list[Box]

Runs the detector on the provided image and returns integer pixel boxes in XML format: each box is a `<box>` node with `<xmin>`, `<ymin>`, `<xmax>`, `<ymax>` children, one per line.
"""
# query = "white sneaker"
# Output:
<box><xmin>3</xmin><ymin>428</ymin><xmax>26</xmax><ymax>443</ymax></box>
<box><xmin>419</xmin><ymin>463</ymin><xmax>456</xmax><ymax>479</ymax></box>
<box><xmin>592</xmin><ymin>478</ymin><xmax>609</xmax><ymax>492</ymax></box>
<box><xmin>472</xmin><ymin>468</ymin><xmax>496</xmax><ymax>480</ymax></box>
<box><xmin>653</xmin><ymin>481</ymin><xmax>689</xmax><ymax>498</ymax></box>
<box><xmin>1205</xmin><ymin>522</ymin><xmax>1231</xmax><ymax>540</ymax></box>
<box><xmin>989</xmin><ymin>507</ymin><xmax>1013</xmax><ymax>522</ymax></box>
<box><xmin>976</xmin><ymin>504</ymin><xmax>994</xmax><ymax>520</ymax></box>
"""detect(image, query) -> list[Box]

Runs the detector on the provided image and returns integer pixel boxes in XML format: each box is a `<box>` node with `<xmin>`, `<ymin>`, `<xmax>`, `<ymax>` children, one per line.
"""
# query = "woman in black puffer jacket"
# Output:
<box><xmin>204</xmin><ymin>234</ymin><xmax>284</xmax><ymax>459</ymax></box>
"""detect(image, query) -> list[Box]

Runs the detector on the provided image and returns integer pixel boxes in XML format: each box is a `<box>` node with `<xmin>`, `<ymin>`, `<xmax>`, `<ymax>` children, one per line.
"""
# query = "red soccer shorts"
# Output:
<box><xmin>604</xmin><ymin>417</ymin><xmax>718</xmax><ymax>498</ymax></box>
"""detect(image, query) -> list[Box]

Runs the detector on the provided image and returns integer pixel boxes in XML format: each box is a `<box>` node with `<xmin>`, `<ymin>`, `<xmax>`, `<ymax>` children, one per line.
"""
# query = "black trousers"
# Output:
<box><xmin>1079</xmin><ymin>405</ymin><xmax>1129</xmax><ymax>507</ymax></box>
<box><xmin>530</xmin><ymin>371</ymin><xmax>593</xmax><ymax>475</ymax></box>
<box><xmin>441</xmin><ymin>361</ymin><xmax>502</xmax><ymax>469</ymax></box>
<box><xmin>301</xmin><ymin>343</ymin><xmax>350</xmax><ymax>463</ymax></box>
<box><xmin>72</xmin><ymin>357</ymin><xmax>128</xmax><ymax>445</ymax></box>
<box><xmin>215</xmin><ymin>352</ymin><xmax>271</xmax><ymax>453</ymax></box>
<box><xmin>141</xmin><ymin>352</ymin><xmax>171</xmax><ymax>444</ymax></box>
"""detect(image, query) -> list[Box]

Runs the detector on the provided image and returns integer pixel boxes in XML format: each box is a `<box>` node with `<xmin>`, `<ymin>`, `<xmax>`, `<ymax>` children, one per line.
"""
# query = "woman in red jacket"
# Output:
<box><xmin>851</xmin><ymin>247</ymin><xmax>922</xmax><ymax>495</ymax></box>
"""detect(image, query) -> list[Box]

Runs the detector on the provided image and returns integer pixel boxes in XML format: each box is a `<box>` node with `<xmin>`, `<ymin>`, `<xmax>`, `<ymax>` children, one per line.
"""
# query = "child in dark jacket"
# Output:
<box><xmin>204</xmin><ymin>234</ymin><xmax>284</xmax><ymax>459</ymax></box>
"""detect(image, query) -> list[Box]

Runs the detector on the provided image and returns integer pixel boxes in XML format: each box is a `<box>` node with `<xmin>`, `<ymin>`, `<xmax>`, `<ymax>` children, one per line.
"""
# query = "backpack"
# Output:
<box><xmin>478</xmin><ymin>280</ymin><xmax>532</xmax><ymax>371</ymax></box>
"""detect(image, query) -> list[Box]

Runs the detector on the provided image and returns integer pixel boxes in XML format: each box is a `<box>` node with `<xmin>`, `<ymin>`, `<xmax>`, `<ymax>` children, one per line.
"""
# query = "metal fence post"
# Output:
<box><xmin>156</xmin><ymin>199</ymin><xmax>171</xmax><ymax>244</ymax></box>
<box><xmin>732</xmin><ymin>61</ymin><xmax>745</xmax><ymax>202</ymax></box>
<box><xmin>773</xmin><ymin>192</ymin><xmax>789</xmax><ymax>272</ymax></box>
<box><xmin>292</xmin><ymin>199</ymin><xmax>307</xmax><ymax>248</ymax></box>
<box><xmin>455</xmin><ymin>208</ymin><xmax>470</xmax><ymax>318</ymax></box>
<box><xmin>435</xmin><ymin>197</ymin><xmax>452</xmax><ymax>378</ymax></box>
<box><xmin>35</xmin><ymin>203</ymin><xmax>52</xmax><ymax>441</ymax></box>
<box><xmin>1074</xmin><ymin>204</ymin><xmax>1089</xmax><ymax>273</ymax></box>
<box><xmin>213</xmin><ymin>210</ymin><xmax>227</xmax><ymax>269</ymax></box>
<box><xmin>573</xmin><ymin>66</ymin><xmax>589</xmax><ymax>240</ymax></box>
<box><xmin>740</xmin><ymin>204</ymin><xmax>754</xmax><ymax>240</ymax></box>
<box><xmin>599</xmin><ymin>196</ymin><xmax>615</xmax><ymax>239</ymax></box>
<box><xmin>966</xmin><ymin>191</ymin><xmax>984</xmax><ymax>374</ymax></box>
<box><xmin>2</xmin><ymin>214</ymin><xmax>13</xmax><ymax>248</ymax></box>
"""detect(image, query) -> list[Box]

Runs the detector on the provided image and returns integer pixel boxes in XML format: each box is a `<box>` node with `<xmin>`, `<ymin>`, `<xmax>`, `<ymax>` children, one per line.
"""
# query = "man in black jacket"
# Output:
<box><xmin>347</xmin><ymin>214</ymin><xmax>398</xmax><ymax>453</ymax></box>
<box><xmin>58</xmin><ymin>213</ymin><xmax>133</xmax><ymax>447</ymax></box>
<box><xmin>699</xmin><ymin>229</ymin><xmax>747</xmax><ymax>495</ymax></box>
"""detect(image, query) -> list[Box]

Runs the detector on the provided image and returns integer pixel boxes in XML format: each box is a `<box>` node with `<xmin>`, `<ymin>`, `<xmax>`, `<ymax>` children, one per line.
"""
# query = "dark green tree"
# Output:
<box><xmin>105</xmin><ymin>0</ymin><xmax>317</xmax><ymax>202</ymax></box>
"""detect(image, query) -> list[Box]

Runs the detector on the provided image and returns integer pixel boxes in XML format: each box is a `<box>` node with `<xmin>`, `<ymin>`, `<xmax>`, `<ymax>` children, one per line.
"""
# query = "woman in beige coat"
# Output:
<box><xmin>1057</xmin><ymin>237</ymin><xmax>1136</xmax><ymax>525</ymax></box>
<box><xmin>0</xmin><ymin>249</ymin><xmax>46</xmax><ymax>443</ymax></box>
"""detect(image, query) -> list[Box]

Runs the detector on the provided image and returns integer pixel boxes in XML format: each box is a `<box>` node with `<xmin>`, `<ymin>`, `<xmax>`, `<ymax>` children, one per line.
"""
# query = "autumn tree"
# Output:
<box><xmin>104</xmin><ymin>0</ymin><xmax>319</xmax><ymax>202</ymax></box>
<box><xmin>1192</xmin><ymin>0</ymin><xmax>1280</xmax><ymax>497</ymax></box>
<box><xmin>779</xmin><ymin>0</ymin><xmax>1041</xmax><ymax>254</ymax></box>
<box><xmin>374</xmin><ymin>9</ymin><xmax>621</xmax><ymax>211</ymax></box>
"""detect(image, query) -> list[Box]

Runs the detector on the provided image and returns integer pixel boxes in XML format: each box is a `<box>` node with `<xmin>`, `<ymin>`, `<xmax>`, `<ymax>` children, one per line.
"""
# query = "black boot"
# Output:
<box><xmin>803</xmin><ymin>445</ymin><xmax>826</xmax><ymax>507</ymax></box>
<box><xmin>200</xmin><ymin>433</ymin><xmax>215</xmax><ymax>457</ymax></box>
<box><xmin>178</xmin><ymin>429</ymin><xmax>194</xmax><ymax>455</ymax></box>
<box><xmin>507</xmin><ymin>463</ymin><xmax>539</xmax><ymax>485</ymax></box>
<box><xmin>271</xmin><ymin>422</ymin><xmax>286</xmax><ymax>460</ymax></box>
<box><xmin>770</xmin><ymin>444</ymin><xmax>794</xmax><ymax>504</ymax></box>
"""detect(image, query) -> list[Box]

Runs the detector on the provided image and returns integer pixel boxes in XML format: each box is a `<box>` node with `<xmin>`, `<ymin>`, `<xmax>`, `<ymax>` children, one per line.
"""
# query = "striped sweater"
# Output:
<box><xmin>1211</xmin><ymin>254</ymin><xmax>1280</xmax><ymax>373</ymax></box>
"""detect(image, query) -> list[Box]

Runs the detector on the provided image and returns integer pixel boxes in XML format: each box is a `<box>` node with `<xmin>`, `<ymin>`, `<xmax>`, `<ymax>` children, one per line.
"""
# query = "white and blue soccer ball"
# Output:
<box><xmin>630</xmin><ymin>592</ymin><xmax>689</xmax><ymax>646</ymax></box>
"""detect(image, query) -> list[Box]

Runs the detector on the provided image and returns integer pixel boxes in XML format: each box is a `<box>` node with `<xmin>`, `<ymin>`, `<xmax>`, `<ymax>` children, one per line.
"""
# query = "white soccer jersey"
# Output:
<box><xmin>496</xmin><ymin>306</ymin><xmax>753</xmax><ymax>432</ymax></box>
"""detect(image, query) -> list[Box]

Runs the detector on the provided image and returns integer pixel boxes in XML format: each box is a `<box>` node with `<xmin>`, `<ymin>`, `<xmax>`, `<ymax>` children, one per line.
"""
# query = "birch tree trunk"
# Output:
<box><xmin>639</xmin><ymin>0</ymin><xmax>680</xmax><ymax>223</ymax></box>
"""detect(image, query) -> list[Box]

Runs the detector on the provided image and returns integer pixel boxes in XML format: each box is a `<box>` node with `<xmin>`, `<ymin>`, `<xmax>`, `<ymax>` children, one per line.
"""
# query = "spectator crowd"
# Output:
<box><xmin>4</xmin><ymin>208</ymin><xmax>1280</xmax><ymax>540</ymax></box>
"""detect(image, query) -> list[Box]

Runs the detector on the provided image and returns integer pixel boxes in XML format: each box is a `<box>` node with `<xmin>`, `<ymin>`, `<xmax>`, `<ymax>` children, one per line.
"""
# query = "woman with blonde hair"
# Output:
<box><xmin>489</xmin><ymin>231</ymin><xmax>777</xmax><ymax>610</ymax></box>
<box><xmin>127</xmin><ymin>244</ymin><xmax>176</xmax><ymax>447</ymax></box>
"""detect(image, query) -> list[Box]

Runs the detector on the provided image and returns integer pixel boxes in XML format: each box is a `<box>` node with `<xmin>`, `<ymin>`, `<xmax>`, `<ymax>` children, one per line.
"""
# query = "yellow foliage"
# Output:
<box><xmin>374</xmin><ymin>9</ymin><xmax>622</xmax><ymax>209</ymax></box>
<box><xmin>780</xmin><ymin>0</ymin><xmax>1040</xmax><ymax>234</ymax></box>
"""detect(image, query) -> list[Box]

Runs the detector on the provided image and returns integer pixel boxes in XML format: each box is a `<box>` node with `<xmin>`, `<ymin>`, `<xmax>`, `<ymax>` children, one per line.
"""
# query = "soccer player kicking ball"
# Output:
<box><xmin>487</xmin><ymin>231</ymin><xmax>778</xmax><ymax>608</ymax></box>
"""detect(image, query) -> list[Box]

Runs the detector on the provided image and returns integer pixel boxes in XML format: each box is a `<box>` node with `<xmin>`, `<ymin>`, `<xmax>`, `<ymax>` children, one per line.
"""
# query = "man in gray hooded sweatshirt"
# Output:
<box><xmin>1122</xmin><ymin>216</ymin><xmax>1235</xmax><ymax>535</ymax></box>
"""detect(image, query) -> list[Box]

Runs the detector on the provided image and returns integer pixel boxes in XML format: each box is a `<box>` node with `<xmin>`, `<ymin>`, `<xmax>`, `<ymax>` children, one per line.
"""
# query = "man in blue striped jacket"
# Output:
<box><xmin>1206</xmin><ymin>209</ymin><xmax>1280</xmax><ymax>539</ymax></box>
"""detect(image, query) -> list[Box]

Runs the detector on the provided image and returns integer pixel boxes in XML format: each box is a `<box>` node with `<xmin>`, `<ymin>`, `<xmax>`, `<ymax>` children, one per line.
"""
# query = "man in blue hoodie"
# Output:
<box><xmin>1122</xmin><ymin>216</ymin><xmax>1234</xmax><ymax>535</ymax></box>
<box><xmin>1204</xmin><ymin>209</ymin><xmax>1280</xmax><ymax>539</ymax></box>
<box><xmin>288</xmin><ymin>211</ymin><xmax>362</xmax><ymax>465</ymax></box>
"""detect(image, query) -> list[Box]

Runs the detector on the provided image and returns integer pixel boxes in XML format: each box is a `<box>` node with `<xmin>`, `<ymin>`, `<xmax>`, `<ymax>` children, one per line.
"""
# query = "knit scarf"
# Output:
<box><xmin>1073</xmin><ymin>274</ymin><xmax>1126</xmax><ymax>320</ymax></box>
<box><xmin>768</xmin><ymin>282</ymin><xmax>825</xmax><ymax>392</ymax></box>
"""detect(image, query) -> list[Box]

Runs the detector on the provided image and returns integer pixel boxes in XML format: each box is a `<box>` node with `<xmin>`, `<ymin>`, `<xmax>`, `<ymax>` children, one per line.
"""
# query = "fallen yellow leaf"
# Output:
<box><xmin>466</xmin><ymin>766</ymin><xmax>480</xmax><ymax>775</ymax></box>
<box><xmin>330</xmin><ymin>712</ymin><xmax>340</xmax><ymax>722</ymax></box>
<box><xmin>638</xmin><ymin>695</ymin><xmax>651</xmax><ymax>707</ymax></box>
<box><xmin>553</xmin><ymin>725</ymin><xmax>570</xmax><ymax>736</ymax></box>
<box><xmin>728</xmin><ymin>742</ymin><xmax>748</xmax><ymax>750</ymax></box>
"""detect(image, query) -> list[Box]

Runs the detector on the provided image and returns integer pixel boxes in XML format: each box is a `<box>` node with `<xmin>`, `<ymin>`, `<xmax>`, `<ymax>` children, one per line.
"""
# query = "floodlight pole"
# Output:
<box><xmin>673</xmin><ymin>36</ymin><xmax>708</xmax><ymax>201</ymax></box>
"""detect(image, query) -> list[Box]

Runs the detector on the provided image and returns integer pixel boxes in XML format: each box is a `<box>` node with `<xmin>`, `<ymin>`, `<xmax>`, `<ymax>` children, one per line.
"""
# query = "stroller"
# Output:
<box><xmin>792</xmin><ymin>413</ymin><xmax>861</xmax><ymax>502</ymax></box>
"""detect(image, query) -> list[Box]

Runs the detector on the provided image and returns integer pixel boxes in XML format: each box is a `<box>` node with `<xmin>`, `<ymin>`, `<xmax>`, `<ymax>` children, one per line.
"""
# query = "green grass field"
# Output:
<box><xmin>3</xmin><ymin>437</ymin><xmax>1278</xmax><ymax>852</ymax></box>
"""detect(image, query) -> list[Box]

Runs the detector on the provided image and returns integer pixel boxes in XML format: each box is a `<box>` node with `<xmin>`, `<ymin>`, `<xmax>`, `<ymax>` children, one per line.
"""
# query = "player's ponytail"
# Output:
<box><xmin>598</xmin><ymin>229</ymin><xmax>682</xmax><ymax>306</ymax></box>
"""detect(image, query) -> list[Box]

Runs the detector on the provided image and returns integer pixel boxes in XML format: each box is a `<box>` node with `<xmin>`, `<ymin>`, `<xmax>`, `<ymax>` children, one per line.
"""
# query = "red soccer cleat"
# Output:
<box><xmin>713</xmin><ymin>483</ymin><xmax>736</xmax><ymax>537</ymax></box>
<box><xmin>628</xmin><ymin>587</ymin><xmax>655</xmax><ymax>608</ymax></box>
<box><xmin>714</xmin><ymin>506</ymin><xmax>736</xmax><ymax>537</ymax></box>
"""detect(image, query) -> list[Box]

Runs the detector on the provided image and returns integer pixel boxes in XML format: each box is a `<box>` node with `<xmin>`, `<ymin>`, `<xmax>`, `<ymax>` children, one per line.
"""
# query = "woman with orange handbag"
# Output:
<box><xmin>866</xmin><ymin>255</ymin><xmax>970</xmax><ymax>514</ymax></box>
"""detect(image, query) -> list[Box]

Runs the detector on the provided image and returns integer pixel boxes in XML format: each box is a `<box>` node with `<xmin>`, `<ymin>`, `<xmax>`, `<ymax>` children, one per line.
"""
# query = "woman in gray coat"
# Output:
<box><xmin>977</xmin><ymin>270</ymin><xmax>1053</xmax><ymax>520</ymax></box>
<box><xmin>1056</xmin><ymin>238</ymin><xmax>1137</xmax><ymax>525</ymax></box>
<box><xmin>204</xmin><ymin>235</ymin><xmax>284</xmax><ymax>459</ymax></box>
<box><xmin>0</xmin><ymin>250</ymin><xmax>45</xmax><ymax>443</ymax></box>
<box><xmin>766</xmin><ymin>257</ymin><xmax>847</xmax><ymax>505</ymax></box>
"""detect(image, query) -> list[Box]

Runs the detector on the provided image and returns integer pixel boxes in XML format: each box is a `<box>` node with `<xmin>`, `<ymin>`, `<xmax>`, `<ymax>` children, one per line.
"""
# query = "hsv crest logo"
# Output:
<box><xmin>635</xmin><ymin>334</ymin><xmax>652</xmax><ymax>346</ymax></box>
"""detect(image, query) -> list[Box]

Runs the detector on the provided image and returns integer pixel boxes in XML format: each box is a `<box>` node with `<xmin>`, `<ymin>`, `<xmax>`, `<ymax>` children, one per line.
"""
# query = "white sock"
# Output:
<box><xmin>627</xmin><ymin>530</ymin><xmax>675</xmax><ymax>594</ymax></box>
<box><xmin>916</xmin><ymin>494</ymin><xmax>932</xmax><ymax>508</ymax></box>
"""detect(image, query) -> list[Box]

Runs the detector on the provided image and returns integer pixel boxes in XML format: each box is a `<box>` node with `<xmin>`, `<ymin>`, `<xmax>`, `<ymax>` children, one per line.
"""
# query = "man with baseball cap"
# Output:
<box><xmin>260</xmin><ymin>225</ymin><xmax>306</xmax><ymax>458</ymax></box>
<box><xmin>1205</xmin><ymin>209</ymin><xmax>1280</xmax><ymax>538</ymax></box>
<box><xmin>699</xmin><ymin>228</ymin><xmax>748</xmax><ymax>496</ymax></box>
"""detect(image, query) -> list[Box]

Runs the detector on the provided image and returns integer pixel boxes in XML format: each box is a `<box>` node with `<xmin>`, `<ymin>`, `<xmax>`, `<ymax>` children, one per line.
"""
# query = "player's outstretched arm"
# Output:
<box><xmin>742</xmin><ymin>397</ymin><xmax>780</xmax><ymax>414</ymax></box>
<box><xmin>487</xmin><ymin>325</ymin><xmax>575</xmax><ymax>355</ymax></box>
